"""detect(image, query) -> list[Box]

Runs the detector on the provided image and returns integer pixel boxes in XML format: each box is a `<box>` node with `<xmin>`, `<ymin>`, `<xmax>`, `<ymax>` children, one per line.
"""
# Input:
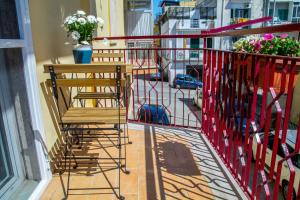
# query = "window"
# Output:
<box><xmin>0</xmin><ymin>0</ymin><xmax>20</xmax><ymax>39</ymax></box>
<box><xmin>190</xmin><ymin>38</ymin><xmax>199</xmax><ymax>59</ymax></box>
<box><xmin>127</xmin><ymin>42</ymin><xmax>134</xmax><ymax>48</ymax></box>
<box><xmin>207</xmin><ymin>38</ymin><xmax>212</xmax><ymax>48</ymax></box>
<box><xmin>0</xmin><ymin>105</ymin><xmax>14</xmax><ymax>192</ymax></box>
<box><xmin>0</xmin><ymin>0</ymin><xmax>25</xmax><ymax>198</ymax></box>
<box><xmin>190</xmin><ymin>38</ymin><xmax>199</xmax><ymax>49</ymax></box>
<box><xmin>185</xmin><ymin>77</ymin><xmax>193</xmax><ymax>81</ymax></box>
<box><xmin>269</xmin><ymin>9</ymin><xmax>273</xmax><ymax>17</ymax></box>
<box><xmin>231</xmin><ymin>9</ymin><xmax>249</xmax><ymax>19</ymax></box>
<box><xmin>200</xmin><ymin>7</ymin><xmax>216</xmax><ymax>20</ymax></box>
<box><xmin>292</xmin><ymin>3</ymin><xmax>300</xmax><ymax>22</ymax></box>
<box><xmin>278</xmin><ymin>9</ymin><xmax>288</xmax><ymax>21</ymax></box>
<box><xmin>128</xmin><ymin>0</ymin><xmax>151</xmax><ymax>11</ymax></box>
<box><xmin>167</xmin><ymin>7</ymin><xmax>191</xmax><ymax>19</ymax></box>
<box><xmin>191</xmin><ymin>19</ymin><xmax>199</xmax><ymax>28</ymax></box>
<box><xmin>190</xmin><ymin>51</ymin><xmax>199</xmax><ymax>59</ymax></box>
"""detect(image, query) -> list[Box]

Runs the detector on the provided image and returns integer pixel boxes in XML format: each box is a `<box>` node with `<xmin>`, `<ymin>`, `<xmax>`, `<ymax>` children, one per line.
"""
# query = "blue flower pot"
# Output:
<box><xmin>73</xmin><ymin>45</ymin><xmax>92</xmax><ymax>64</ymax></box>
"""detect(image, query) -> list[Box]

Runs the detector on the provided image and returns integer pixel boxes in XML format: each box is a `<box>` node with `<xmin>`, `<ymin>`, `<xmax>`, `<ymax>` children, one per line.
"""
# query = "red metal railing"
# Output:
<box><xmin>93</xmin><ymin>48</ymin><xmax>203</xmax><ymax>128</ymax></box>
<box><xmin>202</xmin><ymin>49</ymin><xmax>300</xmax><ymax>200</ymax></box>
<box><xmin>94</xmin><ymin>20</ymin><xmax>300</xmax><ymax>200</ymax></box>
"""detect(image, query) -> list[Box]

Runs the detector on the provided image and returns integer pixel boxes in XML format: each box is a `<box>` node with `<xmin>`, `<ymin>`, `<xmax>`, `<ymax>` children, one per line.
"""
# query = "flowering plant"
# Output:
<box><xmin>63</xmin><ymin>10</ymin><xmax>104</xmax><ymax>45</ymax></box>
<box><xmin>233</xmin><ymin>34</ymin><xmax>300</xmax><ymax>57</ymax></box>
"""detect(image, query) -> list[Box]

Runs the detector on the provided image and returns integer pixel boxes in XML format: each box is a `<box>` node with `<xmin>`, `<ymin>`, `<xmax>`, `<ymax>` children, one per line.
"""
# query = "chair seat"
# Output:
<box><xmin>73</xmin><ymin>92</ymin><xmax>117</xmax><ymax>99</ymax></box>
<box><xmin>61</xmin><ymin>107</ymin><xmax>126</xmax><ymax>124</ymax></box>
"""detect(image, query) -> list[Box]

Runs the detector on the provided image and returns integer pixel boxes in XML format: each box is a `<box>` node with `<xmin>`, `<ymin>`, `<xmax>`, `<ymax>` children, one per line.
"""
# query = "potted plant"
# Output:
<box><xmin>63</xmin><ymin>10</ymin><xmax>104</xmax><ymax>63</ymax></box>
<box><xmin>233</xmin><ymin>34</ymin><xmax>300</xmax><ymax>56</ymax></box>
<box><xmin>233</xmin><ymin>34</ymin><xmax>300</xmax><ymax>92</ymax></box>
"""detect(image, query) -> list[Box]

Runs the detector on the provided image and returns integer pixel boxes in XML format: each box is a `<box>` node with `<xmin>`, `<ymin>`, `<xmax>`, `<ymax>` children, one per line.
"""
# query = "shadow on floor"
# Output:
<box><xmin>158</xmin><ymin>141</ymin><xmax>200</xmax><ymax>176</ymax></box>
<box><xmin>144</xmin><ymin>125</ymin><xmax>245</xmax><ymax>200</ymax></box>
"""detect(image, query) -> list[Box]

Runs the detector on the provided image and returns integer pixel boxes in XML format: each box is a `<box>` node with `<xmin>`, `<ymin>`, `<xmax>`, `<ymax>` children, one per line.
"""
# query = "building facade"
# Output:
<box><xmin>125</xmin><ymin>0</ymin><xmax>154</xmax><ymax>48</ymax></box>
<box><xmin>159</xmin><ymin>0</ymin><xmax>216</xmax><ymax>85</ymax></box>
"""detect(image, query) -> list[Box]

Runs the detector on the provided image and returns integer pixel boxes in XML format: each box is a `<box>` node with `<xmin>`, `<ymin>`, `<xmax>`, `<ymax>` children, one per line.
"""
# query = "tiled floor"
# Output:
<box><xmin>41</xmin><ymin>124</ymin><xmax>246</xmax><ymax>200</ymax></box>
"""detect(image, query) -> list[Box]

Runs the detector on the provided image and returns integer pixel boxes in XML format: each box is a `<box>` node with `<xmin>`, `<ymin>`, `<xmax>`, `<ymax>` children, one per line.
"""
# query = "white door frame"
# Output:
<box><xmin>0</xmin><ymin>0</ymin><xmax>51</xmax><ymax>199</ymax></box>
<box><xmin>17</xmin><ymin>0</ymin><xmax>52</xmax><ymax>198</ymax></box>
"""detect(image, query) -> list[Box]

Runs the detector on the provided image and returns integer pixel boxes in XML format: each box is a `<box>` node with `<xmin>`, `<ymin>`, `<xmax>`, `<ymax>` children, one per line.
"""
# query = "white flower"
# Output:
<box><xmin>77</xmin><ymin>17</ymin><xmax>86</xmax><ymax>25</ymax></box>
<box><xmin>71</xmin><ymin>31</ymin><xmax>80</xmax><ymax>41</ymax></box>
<box><xmin>64</xmin><ymin>16</ymin><xmax>76</xmax><ymax>25</ymax></box>
<box><xmin>76</xmin><ymin>10</ymin><xmax>86</xmax><ymax>16</ymax></box>
<box><xmin>97</xmin><ymin>17</ymin><xmax>104</xmax><ymax>27</ymax></box>
<box><xmin>81</xmin><ymin>41</ymin><xmax>90</xmax><ymax>45</ymax></box>
<box><xmin>64</xmin><ymin>16</ymin><xmax>72</xmax><ymax>24</ymax></box>
<box><xmin>87</xmin><ymin>15</ymin><xmax>97</xmax><ymax>23</ymax></box>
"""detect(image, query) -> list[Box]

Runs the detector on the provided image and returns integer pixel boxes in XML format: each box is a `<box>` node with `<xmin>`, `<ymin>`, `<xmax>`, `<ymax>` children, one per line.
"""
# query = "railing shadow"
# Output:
<box><xmin>144</xmin><ymin>124</ymin><xmax>245</xmax><ymax>200</ymax></box>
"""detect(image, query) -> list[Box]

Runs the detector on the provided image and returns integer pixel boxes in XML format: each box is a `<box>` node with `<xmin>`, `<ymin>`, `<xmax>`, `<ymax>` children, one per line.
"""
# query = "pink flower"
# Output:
<box><xmin>249</xmin><ymin>40</ymin><xmax>256</xmax><ymax>45</ymax></box>
<box><xmin>280</xmin><ymin>33</ymin><xmax>288</xmax><ymax>39</ymax></box>
<box><xmin>263</xmin><ymin>33</ymin><xmax>274</xmax><ymax>41</ymax></box>
<box><xmin>254</xmin><ymin>42</ymin><xmax>261</xmax><ymax>51</ymax></box>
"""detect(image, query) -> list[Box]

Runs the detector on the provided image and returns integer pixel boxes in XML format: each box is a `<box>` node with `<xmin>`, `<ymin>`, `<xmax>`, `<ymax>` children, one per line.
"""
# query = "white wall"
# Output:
<box><xmin>216</xmin><ymin>0</ymin><xmax>231</xmax><ymax>50</ymax></box>
<box><xmin>251</xmin><ymin>0</ymin><xmax>264</xmax><ymax>28</ymax></box>
<box><xmin>126</xmin><ymin>11</ymin><xmax>153</xmax><ymax>36</ymax></box>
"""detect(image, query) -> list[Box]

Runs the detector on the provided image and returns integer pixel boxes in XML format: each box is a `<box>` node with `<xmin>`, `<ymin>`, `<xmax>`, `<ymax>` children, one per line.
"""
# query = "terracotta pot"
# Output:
<box><xmin>235</xmin><ymin>55</ymin><xmax>300</xmax><ymax>93</ymax></box>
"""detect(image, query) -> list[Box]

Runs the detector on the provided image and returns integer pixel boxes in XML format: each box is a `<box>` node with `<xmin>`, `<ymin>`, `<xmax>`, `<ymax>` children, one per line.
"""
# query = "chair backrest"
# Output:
<box><xmin>44</xmin><ymin>63</ymin><xmax>132</xmax><ymax>111</ymax></box>
<box><xmin>44</xmin><ymin>63</ymin><xmax>131</xmax><ymax>91</ymax></box>
<box><xmin>92</xmin><ymin>52</ymin><xmax>124</xmax><ymax>62</ymax></box>
<box><xmin>44</xmin><ymin>63</ymin><xmax>131</xmax><ymax>74</ymax></box>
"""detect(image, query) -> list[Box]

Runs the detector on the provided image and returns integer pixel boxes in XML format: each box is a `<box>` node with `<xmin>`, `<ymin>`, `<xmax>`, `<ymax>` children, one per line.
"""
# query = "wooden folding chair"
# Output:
<box><xmin>92</xmin><ymin>52</ymin><xmax>124</xmax><ymax>63</ymax></box>
<box><xmin>44</xmin><ymin>63</ymin><xmax>132</xmax><ymax>200</ymax></box>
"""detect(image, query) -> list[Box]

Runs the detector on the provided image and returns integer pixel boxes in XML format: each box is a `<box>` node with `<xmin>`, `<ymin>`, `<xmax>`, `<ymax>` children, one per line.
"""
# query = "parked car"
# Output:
<box><xmin>173</xmin><ymin>74</ymin><xmax>202</xmax><ymax>89</ymax></box>
<box><xmin>193</xmin><ymin>88</ymin><xmax>202</xmax><ymax>109</ymax></box>
<box><xmin>138</xmin><ymin>104</ymin><xmax>170</xmax><ymax>125</ymax></box>
<box><xmin>252</xmin><ymin>130</ymin><xmax>299</xmax><ymax>200</ymax></box>
<box><xmin>149</xmin><ymin>72</ymin><xmax>161</xmax><ymax>81</ymax></box>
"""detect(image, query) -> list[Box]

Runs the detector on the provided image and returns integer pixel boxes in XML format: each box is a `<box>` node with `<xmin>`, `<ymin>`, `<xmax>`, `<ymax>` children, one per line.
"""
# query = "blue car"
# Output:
<box><xmin>138</xmin><ymin>104</ymin><xmax>170</xmax><ymax>125</ymax></box>
<box><xmin>149</xmin><ymin>72</ymin><xmax>161</xmax><ymax>81</ymax></box>
<box><xmin>174</xmin><ymin>74</ymin><xmax>202</xmax><ymax>89</ymax></box>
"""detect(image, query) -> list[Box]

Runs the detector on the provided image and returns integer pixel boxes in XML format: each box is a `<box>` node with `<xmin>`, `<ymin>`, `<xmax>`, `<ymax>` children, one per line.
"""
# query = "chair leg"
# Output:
<box><xmin>118</xmin><ymin>123</ymin><xmax>125</xmax><ymax>200</ymax></box>
<box><xmin>66</xmin><ymin>133</ymin><xmax>72</xmax><ymax>197</ymax></box>
<box><xmin>126</xmin><ymin>124</ymin><xmax>132</xmax><ymax>144</ymax></box>
<box><xmin>122</xmin><ymin>124</ymin><xmax>130</xmax><ymax>174</ymax></box>
<box><xmin>60</xmin><ymin>130</ymin><xmax>68</xmax><ymax>175</ymax></box>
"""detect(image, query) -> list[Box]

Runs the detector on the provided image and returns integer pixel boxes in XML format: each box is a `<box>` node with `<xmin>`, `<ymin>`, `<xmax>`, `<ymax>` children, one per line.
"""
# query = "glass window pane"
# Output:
<box><xmin>278</xmin><ymin>9</ymin><xmax>288</xmax><ymax>21</ymax></box>
<box><xmin>0</xmin><ymin>105</ymin><xmax>14</xmax><ymax>190</ymax></box>
<box><xmin>0</xmin><ymin>0</ymin><xmax>20</xmax><ymax>39</ymax></box>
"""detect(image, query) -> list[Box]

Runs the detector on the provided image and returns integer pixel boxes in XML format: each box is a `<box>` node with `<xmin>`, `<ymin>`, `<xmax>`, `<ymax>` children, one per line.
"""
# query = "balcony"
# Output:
<box><xmin>176</xmin><ymin>19</ymin><xmax>216</xmax><ymax>30</ymax></box>
<box><xmin>39</xmin><ymin>22</ymin><xmax>300</xmax><ymax>200</ymax></box>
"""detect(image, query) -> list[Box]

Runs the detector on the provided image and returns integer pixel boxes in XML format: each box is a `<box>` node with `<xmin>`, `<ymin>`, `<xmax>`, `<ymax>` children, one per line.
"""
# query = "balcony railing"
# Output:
<box><xmin>176</xmin><ymin>19</ymin><xmax>216</xmax><ymax>30</ymax></box>
<box><xmin>94</xmin><ymin>19</ymin><xmax>300</xmax><ymax>200</ymax></box>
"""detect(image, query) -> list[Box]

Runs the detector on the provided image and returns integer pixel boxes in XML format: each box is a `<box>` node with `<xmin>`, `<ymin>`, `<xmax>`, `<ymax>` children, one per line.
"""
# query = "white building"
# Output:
<box><xmin>159</xmin><ymin>1</ymin><xmax>216</xmax><ymax>86</ymax></box>
<box><xmin>125</xmin><ymin>0</ymin><xmax>154</xmax><ymax>48</ymax></box>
